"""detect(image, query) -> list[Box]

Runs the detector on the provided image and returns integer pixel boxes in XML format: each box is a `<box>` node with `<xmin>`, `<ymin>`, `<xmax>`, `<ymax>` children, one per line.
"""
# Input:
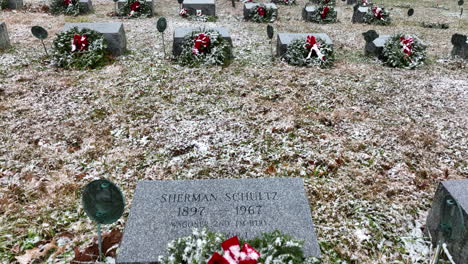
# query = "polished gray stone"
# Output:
<box><xmin>172</xmin><ymin>27</ymin><xmax>232</xmax><ymax>56</ymax></box>
<box><xmin>78</xmin><ymin>0</ymin><xmax>93</xmax><ymax>13</ymax></box>
<box><xmin>62</xmin><ymin>22</ymin><xmax>127</xmax><ymax>56</ymax></box>
<box><xmin>243</xmin><ymin>3</ymin><xmax>277</xmax><ymax>20</ymax></box>
<box><xmin>182</xmin><ymin>0</ymin><xmax>216</xmax><ymax>16</ymax></box>
<box><xmin>0</xmin><ymin>22</ymin><xmax>11</xmax><ymax>50</ymax></box>
<box><xmin>5</xmin><ymin>0</ymin><xmax>23</xmax><ymax>9</ymax></box>
<box><xmin>276</xmin><ymin>32</ymin><xmax>333</xmax><ymax>56</ymax></box>
<box><xmin>426</xmin><ymin>180</ymin><xmax>468</xmax><ymax>264</ymax></box>
<box><xmin>302</xmin><ymin>5</ymin><xmax>317</xmax><ymax>22</ymax></box>
<box><xmin>352</xmin><ymin>6</ymin><xmax>368</xmax><ymax>23</ymax></box>
<box><xmin>117</xmin><ymin>0</ymin><xmax>154</xmax><ymax>15</ymax></box>
<box><xmin>364</xmin><ymin>35</ymin><xmax>390</xmax><ymax>58</ymax></box>
<box><xmin>451</xmin><ymin>33</ymin><xmax>468</xmax><ymax>60</ymax></box>
<box><xmin>117</xmin><ymin>177</ymin><xmax>320</xmax><ymax>263</ymax></box>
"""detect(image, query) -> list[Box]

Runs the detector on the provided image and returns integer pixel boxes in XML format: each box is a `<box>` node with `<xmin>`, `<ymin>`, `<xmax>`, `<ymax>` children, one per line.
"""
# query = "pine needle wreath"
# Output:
<box><xmin>50</xmin><ymin>0</ymin><xmax>85</xmax><ymax>16</ymax></box>
<box><xmin>313</xmin><ymin>0</ymin><xmax>336</xmax><ymax>5</ymax></box>
<box><xmin>177</xmin><ymin>30</ymin><xmax>233</xmax><ymax>67</ymax></box>
<box><xmin>283</xmin><ymin>36</ymin><xmax>334</xmax><ymax>68</ymax></box>
<box><xmin>249</xmin><ymin>4</ymin><xmax>277</xmax><ymax>23</ymax></box>
<box><xmin>52</xmin><ymin>27</ymin><xmax>108</xmax><ymax>69</ymax></box>
<box><xmin>363</xmin><ymin>4</ymin><xmax>391</xmax><ymax>25</ymax></box>
<box><xmin>158</xmin><ymin>229</ymin><xmax>321</xmax><ymax>264</ymax></box>
<box><xmin>381</xmin><ymin>34</ymin><xmax>427</xmax><ymax>69</ymax></box>
<box><xmin>118</xmin><ymin>0</ymin><xmax>152</xmax><ymax>18</ymax></box>
<box><xmin>306</xmin><ymin>5</ymin><xmax>337</xmax><ymax>24</ymax></box>
<box><xmin>179</xmin><ymin>9</ymin><xmax>218</xmax><ymax>22</ymax></box>
<box><xmin>271</xmin><ymin>0</ymin><xmax>295</xmax><ymax>6</ymax></box>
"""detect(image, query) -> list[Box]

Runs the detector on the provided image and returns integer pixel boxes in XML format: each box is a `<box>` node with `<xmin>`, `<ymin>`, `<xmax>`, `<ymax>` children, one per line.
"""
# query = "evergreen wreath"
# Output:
<box><xmin>358</xmin><ymin>0</ymin><xmax>371</xmax><ymax>6</ymax></box>
<box><xmin>50</xmin><ymin>0</ymin><xmax>85</xmax><ymax>16</ymax></box>
<box><xmin>179</xmin><ymin>8</ymin><xmax>217</xmax><ymax>22</ymax></box>
<box><xmin>249</xmin><ymin>4</ymin><xmax>277</xmax><ymax>23</ymax></box>
<box><xmin>283</xmin><ymin>35</ymin><xmax>334</xmax><ymax>68</ymax></box>
<box><xmin>313</xmin><ymin>0</ymin><xmax>336</xmax><ymax>6</ymax></box>
<box><xmin>381</xmin><ymin>34</ymin><xmax>427</xmax><ymax>69</ymax></box>
<box><xmin>177</xmin><ymin>30</ymin><xmax>233</xmax><ymax>67</ymax></box>
<box><xmin>1</xmin><ymin>0</ymin><xmax>8</xmax><ymax>10</ymax></box>
<box><xmin>158</xmin><ymin>229</ymin><xmax>321</xmax><ymax>264</ymax></box>
<box><xmin>52</xmin><ymin>27</ymin><xmax>108</xmax><ymax>69</ymax></box>
<box><xmin>271</xmin><ymin>0</ymin><xmax>295</xmax><ymax>6</ymax></box>
<box><xmin>118</xmin><ymin>0</ymin><xmax>152</xmax><ymax>18</ymax></box>
<box><xmin>307</xmin><ymin>5</ymin><xmax>337</xmax><ymax>23</ymax></box>
<box><xmin>363</xmin><ymin>4</ymin><xmax>391</xmax><ymax>25</ymax></box>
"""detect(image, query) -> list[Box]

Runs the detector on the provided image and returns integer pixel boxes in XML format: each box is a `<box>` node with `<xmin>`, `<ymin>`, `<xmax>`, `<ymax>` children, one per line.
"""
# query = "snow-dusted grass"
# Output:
<box><xmin>0</xmin><ymin>0</ymin><xmax>467</xmax><ymax>262</ymax></box>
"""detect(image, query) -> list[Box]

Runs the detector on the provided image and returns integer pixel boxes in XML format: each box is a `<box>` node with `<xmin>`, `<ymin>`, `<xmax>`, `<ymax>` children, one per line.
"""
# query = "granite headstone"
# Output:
<box><xmin>172</xmin><ymin>27</ymin><xmax>232</xmax><ymax>56</ymax></box>
<box><xmin>352</xmin><ymin>5</ymin><xmax>369</xmax><ymax>23</ymax></box>
<box><xmin>244</xmin><ymin>3</ymin><xmax>278</xmax><ymax>20</ymax></box>
<box><xmin>182</xmin><ymin>0</ymin><xmax>216</xmax><ymax>16</ymax></box>
<box><xmin>451</xmin><ymin>33</ymin><xmax>468</xmax><ymax>60</ymax></box>
<box><xmin>426</xmin><ymin>180</ymin><xmax>468</xmax><ymax>264</ymax></box>
<box><xmin>5</xmin><ymin>0</ymin><xmax>23</xmax><ymax>9</ymax></box>
<box><xmin>78</xmin><ymin>0</ymin><xmax>93</xmax><ymax>13</ymax></box>
<box><xmin>117</xmin><ymin>0</ymin><xmax>154</xmax><ymax>15</ymax></box>
<box><xmin>62</xmin><ymin>22</ymin><xmax>127</xmax><ymax>56</ymax></box>
<box><xmin>117</xmin><ymin>177</ymin><xmax>320</xmax><ymax>263</ymax></box>
<box><xmin>0</xmin><ymin>22</ymin><xmax>11</xmax><ymax>50</ymax></box>
<box><xmin>276</xmin><ymin>32</ymin><xmax>333</xmax><ymax>56</ymax></box>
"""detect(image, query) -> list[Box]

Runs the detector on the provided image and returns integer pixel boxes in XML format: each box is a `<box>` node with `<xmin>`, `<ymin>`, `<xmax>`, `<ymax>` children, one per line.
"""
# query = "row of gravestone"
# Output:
<box><xmin>1</xmin><ymin>21</ymin><xmax>467</xmax><ymax>60</ymax></box>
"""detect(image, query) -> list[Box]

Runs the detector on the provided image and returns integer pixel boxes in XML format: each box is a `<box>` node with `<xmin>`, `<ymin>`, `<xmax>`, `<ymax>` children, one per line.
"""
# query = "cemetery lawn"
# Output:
<box><xmin>1</xmin><ymin>0</ymin><xmax>467</xmax><ymax>262</ymax></box>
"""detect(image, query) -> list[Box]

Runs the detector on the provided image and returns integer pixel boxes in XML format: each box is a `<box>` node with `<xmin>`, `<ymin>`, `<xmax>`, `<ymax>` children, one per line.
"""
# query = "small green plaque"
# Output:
<box><xmin>31</xmin><ymin>26</ymin><xmax>48</xmax><ymax>40</ymax></box>
<box><xmin>440</xmin><ymin>196</ymin><xmax>465</xmax><ymax>242</ymax></box>
<box><xmin>157</xmin><ymin>17</ymin><xmax>167</xmax><ymax>33</ymax></box>
<box><xmin>82</xmin><ymin>179</ymin><xmax>125</xmax><ymax>224</ymax></box>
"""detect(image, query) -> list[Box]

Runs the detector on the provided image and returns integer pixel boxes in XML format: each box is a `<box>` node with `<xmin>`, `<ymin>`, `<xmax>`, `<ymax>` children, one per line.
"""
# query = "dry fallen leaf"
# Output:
<box><xmin>15</xmin><ymin>240</ymin><xmax>57</xmax><ymax>264</ymax></box>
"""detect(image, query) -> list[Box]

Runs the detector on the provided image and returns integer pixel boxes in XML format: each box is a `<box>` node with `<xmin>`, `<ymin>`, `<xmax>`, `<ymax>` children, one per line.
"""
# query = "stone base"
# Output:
<box><xmin>6</xmin><ymin>0</ymin><xmax>23</xmax><ymax>9</ymax></box>
<box><xmin>78</xmin><ymin>0</ymin><xmax>93</xmax><ymax>13</ymax></box>
<box><xmin>276</xmin><ymin>32</ymin><xmax>333</xmax><ymax>57</ymax></box>
<box><xmin>426</xmin><ymin>180</ymin><xmax>468</xmax><ymax>264</ymax></box>
<box><xmin>243</xmin><ymin>3</ymin><xmax>277</xmax><ymax>20</ymax></box>
<box><xmin>182</xmin><ymin>0</ymin><xmax>216</xmax><ymax>17</ymax></box>
<box><xmin>172</xmin><ymin>27</ymin><xmax>232</xmax><ymax>57</ymax></box>
<box><xmin>117</xmin><ymin>0</ymin><xmax>154</xmax><ymax>15</ymax></box>
<box><xmin>451</xmin><ymin>34</ymin><xmax>468</xmax><ymax>60</ymax></box>
<box><xmin>62</xmin><ymin>22</ymin><xmax>127</xmax><ymax>56</ymax></box>
<box><xmin>352</xmin><ymin>6</ymin><xmax>368</xmax><ymax>23</ymax></box>
<box><xmin>0</xmin><ymin>22</ymin><xmax>11</xmax><ymax>50</ymax></box>
<box><xmin>364</xmin><ymin>35</ymin><xmax>389</xmax><ymax>58</ymax></box>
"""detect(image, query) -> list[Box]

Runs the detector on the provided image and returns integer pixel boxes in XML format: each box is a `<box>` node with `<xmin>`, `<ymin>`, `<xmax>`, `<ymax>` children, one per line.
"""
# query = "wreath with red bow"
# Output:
<box><xmin>50</xmin><ymin>0</ymin><xmax>85</xmax><ymax>16</ymax></box>
<box><xmin>52</xmin><ymin>27</ymin><xmax>108</xmax><ymax>69</ymax></box>
<box><xmin>158</xmin><ymin>229</ymin><xmax>320</xmax><ymax>264</ymax></box>
<box><xmin>363</xmin><ymin>3</ymin><xmax>390</xmax><ymax>25</ymax></box>
<box><xmin>381</xmin><ymin>34</ymin><xmax>427</xmax><ymax>69</ymax></box>
<box><xmin>271</xmin><ymin>0</ymin><xmax>296</xmax><ymax>6</ymax></box>
<box><xmin>249</xmin><ymin>4</ymin><xmax>277</xmax><ymax>23</ymax></box>
<box><xmin>118</xmin><ymin>0</ymin><xmax>152</xmax><ymax>18</ymax></box>
<box><xmin>177</xmin><ymin>30</ymin><xmax>233</xmax><ymax>67</ymax></box>
<box><xmin>312</xmin><ymin>0</ymin><xmax>336</xmax><ymax>5</ymax></box>
<box><xmin>283</xmin><ymin>35</ymin><xmax>334</xmax><ymax>68</ymax></box>
<box><xmin>305</xmin><ymin>5</ymin><xmax>337</xmax><ymax>24</ymax></box>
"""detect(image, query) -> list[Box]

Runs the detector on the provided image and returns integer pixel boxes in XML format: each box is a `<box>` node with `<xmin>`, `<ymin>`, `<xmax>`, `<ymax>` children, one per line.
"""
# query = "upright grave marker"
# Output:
<box><xmin>5</xmin><ymin>0</ymin><xmax>23</xmax><ymax>9</ymax></box>
<box><xmin>0</xmin><ymin>22</ymin><xmax>11</xmax><ymax>50</ymax></box>
<box><xmin>426</xmin><ymin>180</ymin><xmax>468</xmax><ymax>264</ymax></box>
<box><xmin>276</xmin><ymin>32</ymin><xmax>333</xmax><ymax>56</ymax></box>
<box><xmin>451</xmin><ymin>33</ymin><xmax>468</xmax><ymax>60</ymax></box>
<box><xmin>117</xmin><ymin>177</ymin><xmax>321</xmax><ymax>263</ymax></box>
<box><xmin>182</xmin><ymin>0</ymin><xmax>216</xmax><ymax>16</ymax></box>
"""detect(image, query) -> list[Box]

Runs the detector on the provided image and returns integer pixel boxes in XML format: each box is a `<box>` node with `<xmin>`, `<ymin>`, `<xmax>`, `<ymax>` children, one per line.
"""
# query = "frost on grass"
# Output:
<box><xmin>0</xmin><ymin>0</ymin><xmax>467</xmax><ymax>263</ymax></box>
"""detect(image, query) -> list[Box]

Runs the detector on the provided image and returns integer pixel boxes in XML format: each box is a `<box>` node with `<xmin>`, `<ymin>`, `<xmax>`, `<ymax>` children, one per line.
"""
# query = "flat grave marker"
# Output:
<box><xmin>276</xmin><ymin>32</ymin><xmax>333</xmax><ymax>56</ymax></box>
<box><xmin>172</xmin><ymin>27</ymin><xmax>232</xmax><ymax>56</ymax></box>
<box><xmin>117</xmin><ymin>177</ymin><xmax>320</xmax><ymax>263</ymax></box>
<box><xmin>182</xmin><ymin>0</ymin><xmax>216</xmax><ymax>16</ymax></box>
<box><xmin>117</xmin><ymin>0</ymin><xmax>154</xmax><ymax>15</ymax></box>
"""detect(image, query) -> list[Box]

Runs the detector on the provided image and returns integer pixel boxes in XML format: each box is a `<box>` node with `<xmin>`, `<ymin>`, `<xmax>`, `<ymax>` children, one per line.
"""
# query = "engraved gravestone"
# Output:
<box><xmin>117</xmin><ymin>177</ymin><xmax>320</xmax><ymax>263</ymax></box>
<box><xmin>451</xmin><ymin>33</ymin><xmax>468</xmax><ymax>60</ymax></box>
<box><xmin>0</xmin><ymin>22</ymin><xmax>11</xmax><ymax>50</ymax></box>
<box><xmin>426</xmin><ymin>180</ymin><xmax>468</xmax><ymax>264</ymax></box>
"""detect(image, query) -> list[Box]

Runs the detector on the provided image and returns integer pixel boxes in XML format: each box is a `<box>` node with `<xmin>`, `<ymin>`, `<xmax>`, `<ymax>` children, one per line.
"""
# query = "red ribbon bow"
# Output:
<box><xmin>72</xmin><ymin>34</ymin><xmax>89</xmax><ymax>52</ymax></box>
<box><xmin>372</xmin><ymin>6</ymin><xmax>383</xmax><ymax>19</ymax></box>
<box><xmin>305</xmin><ymin>35</ymin><xmax>317</xmax><ymax>50</ymax></box>
<box><xmin>192</xmin><ymin>33</ymin><xmax>211</xmax><ymax>55</ymax></box>
<box><xmin>208</xmin><ymin>236</ymin><xmax>260</xmax><ymax>264</ymax></box>
<box><xmin>64</xmin><ymin>0</ymin><xmax>71</xmax><ymax>5</ymax></box>
<box><xmin>257</xmin><ymin>6</ymin><xmax>266</xmax><ymax>17</ymax></box>
<box><xmin>400</xmin><ymin>36</ymin><xmax>414</xmax><ymax>57</ymax></box>
<box><xmin>361</xmin><ymin>0</ymin><xmax>369</xmax><ymax>5</ymax></box>
<box><xmin>321</xmin><ymin>6</ymin><xmax>329</xmax><ymax>19</ymax></box>
<box><xmin>130</xmin><ymin>1</ymin><xmax>140</xmax><ymax>11</ymax></box>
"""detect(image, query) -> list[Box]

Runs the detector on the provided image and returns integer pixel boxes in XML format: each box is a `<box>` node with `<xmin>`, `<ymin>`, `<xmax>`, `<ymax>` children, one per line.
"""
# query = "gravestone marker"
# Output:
<box><xmin>5</xmin><ymin>0</ymin><xmax>23</xmax><ymax>9</ymax></box>
<box><xmin>78</xmin><ymin>0</ymin><xmax>93</xmax><ymax>13</ymax></box>
<box><xmin>172</xmin><ymin>27</ymin><xmax>232</xmax><ymax>56</ymax></box>
<box><xmin>451</xmin><ymin>34</ymin><xmax>468</xmax><ymax>59</ymax></box>
<box><xmin>364</xmin><ymin>34</ymin><xmax>390</xmax><ymax>58</ymax></box>
<box><xmin>244</xmin><ymin>3</ymin><xmax>278</xmax><ymax>20</ymax></box>
<box><xmin>62</xmin><ymin>22</ymin><xmax>127</xmax><ymax>56</ymax></box>
<box><xmin>302</xmin><ymin>5</ymin><xmax>318</xmax><ymax>21</ymax></box>
<box><xmin>117</xmin><ymin>0</ymin><xmax>154</xmax><ymax>15</ymax></box>
<box><xmin>182</xmin><ymin>0</ymin><xmax>216</xmax><ymax>16</ymax></box>
<box><xmin>0</xmin><ymin>22</ymin><xmax>11</xmax><ymax>50</ymax></box>
<box><xmin>426</xmin><ymin>180</ymin><xmax>468</xmax><ymax>264</ymax></box>
<box><xmin>276</xmin><ymin>32</ymin><xmax>333</xmax><ymax>56</ymax></box>
<box><xmin>352</xmin><ymin>5</ymin><xmax>369</xmax><ymax>23</ymax></box>
<box><xmin>117</xmin><ymin>177</ymin><xmax>320</xmax><ymax>263</ymax></box>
